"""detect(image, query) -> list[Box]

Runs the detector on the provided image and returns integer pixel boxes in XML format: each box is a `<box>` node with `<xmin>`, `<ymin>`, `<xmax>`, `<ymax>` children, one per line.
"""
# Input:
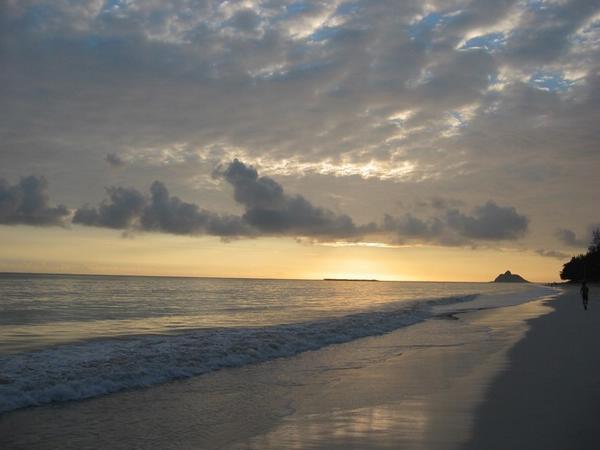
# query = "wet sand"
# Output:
<box><xmin>465</xmin><ymin>285</ymin><xmax>600</xmax><ymax>450</ymax></box>
<box><xmin>2</xmin><ymin>287</ymin><xmax>597</xmax><ymax>449</ymax></box>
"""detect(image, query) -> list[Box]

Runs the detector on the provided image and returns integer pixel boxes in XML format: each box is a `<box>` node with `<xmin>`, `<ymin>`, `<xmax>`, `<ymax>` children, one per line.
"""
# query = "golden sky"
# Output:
<box><xmin>0</xmin><ymin>226</ymin><xmax>563</xmax><ymax>282</ymax></box>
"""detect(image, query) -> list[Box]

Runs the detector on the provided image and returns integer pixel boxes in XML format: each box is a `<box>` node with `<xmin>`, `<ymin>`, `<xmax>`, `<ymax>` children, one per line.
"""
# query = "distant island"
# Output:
<box><xmin>323</xmin><ymin>278</ymin><xmax>379</xmax><ymax>282</ymax></box>
<box><xmin>494</xmin><ymin>270</ymin><xmax>529</xmax><ymax>283</ymax></box>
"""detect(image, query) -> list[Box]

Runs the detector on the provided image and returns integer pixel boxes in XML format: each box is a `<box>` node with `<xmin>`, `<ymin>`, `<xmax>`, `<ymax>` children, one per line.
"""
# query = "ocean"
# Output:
<box><xmin>0</xmin><ymin>273</ymin><xmax>553</xmax><ymax>414</ymax></box>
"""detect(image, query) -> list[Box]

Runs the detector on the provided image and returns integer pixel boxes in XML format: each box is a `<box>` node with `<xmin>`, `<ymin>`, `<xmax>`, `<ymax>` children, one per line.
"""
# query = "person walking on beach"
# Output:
<box><xmin>581</xmin><ymin>281</ymin><xmax>589</xmax><ymax>310</ymax></box>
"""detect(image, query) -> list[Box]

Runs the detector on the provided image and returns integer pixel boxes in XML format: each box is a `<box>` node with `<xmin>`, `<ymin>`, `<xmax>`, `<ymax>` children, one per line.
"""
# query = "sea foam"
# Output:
<box><xmin>0</xmin><ymin>294</ymin><xmax>479</xmax><ymax>413</ymax></box>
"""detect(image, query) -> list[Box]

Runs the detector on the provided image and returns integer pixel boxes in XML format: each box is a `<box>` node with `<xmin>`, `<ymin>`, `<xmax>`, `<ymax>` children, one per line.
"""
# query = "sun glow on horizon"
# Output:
<box><xmin>0</xmin><ymin>226</ymin><xmax>565</xmax><ymax>283</ymax></box>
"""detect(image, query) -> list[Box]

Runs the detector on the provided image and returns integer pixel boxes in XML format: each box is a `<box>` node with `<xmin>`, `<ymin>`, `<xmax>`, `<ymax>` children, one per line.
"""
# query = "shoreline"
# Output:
<box><xmin>0</xmin><ymin>287</ymin><xmax>570</xmax><ymax>449</ymax></box>
<box><xmin>465</xmin><ymin>285</ymin><xmax>600</xmax><ymax>450</ymax></box>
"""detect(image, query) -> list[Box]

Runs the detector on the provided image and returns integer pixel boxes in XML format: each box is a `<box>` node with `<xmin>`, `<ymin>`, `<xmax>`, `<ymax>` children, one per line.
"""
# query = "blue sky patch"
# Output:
<box><xmin>529</xmin><ymin>71</ymin><xmax>576</xmax><ymax>92</ymax></box>
<box><xmin>286</xmin><ymin>2</ymin><xmax>313</xmax><ymax>15</ymax></box>
<box><xmin>310</xmin><ymin>27</ymin><xmax>341</xmax><ymax>42</ymax></box>
<box><xmin>102</xmin><ymin>0</ymin><xmax>124</xmax><ymax>13</ymax></box>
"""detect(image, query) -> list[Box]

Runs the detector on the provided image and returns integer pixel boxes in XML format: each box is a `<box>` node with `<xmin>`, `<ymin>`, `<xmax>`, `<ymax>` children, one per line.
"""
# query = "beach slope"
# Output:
<box><xmin>464</xmin><ymin>285</ymin><xmax>600</xmax><ymax>450</ymax></box>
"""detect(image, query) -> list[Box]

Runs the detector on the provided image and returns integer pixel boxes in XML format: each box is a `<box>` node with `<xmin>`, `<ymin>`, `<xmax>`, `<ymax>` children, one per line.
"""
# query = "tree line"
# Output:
<box><xmin>560</xmin><ymin>228</ymin><xmax>600</xmax><ymax>282</ymax></box>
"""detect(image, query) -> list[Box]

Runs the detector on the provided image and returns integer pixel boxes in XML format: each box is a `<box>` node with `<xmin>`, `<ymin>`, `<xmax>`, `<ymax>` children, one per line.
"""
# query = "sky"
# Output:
<box><xmin>1</xmin><ymin>0</ymin><xmax>599</xmax><ymax>282</ymax></box>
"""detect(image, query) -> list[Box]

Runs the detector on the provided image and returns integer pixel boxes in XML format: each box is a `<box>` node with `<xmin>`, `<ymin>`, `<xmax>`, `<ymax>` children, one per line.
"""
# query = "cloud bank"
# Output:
<box><xmin>0</xmin><ymin>176</ymin><xmax>69</xmax><ymax>226</ymax></box>
<box><xmin>445</xmin><ymin>201</ymin><xmax>528</xmax><ymax>240</ymax></box>
<box><xmin>70</xmin><ymin>160</ymin><xmax>528</xmax><ymax>245</ymax></box>
<box><xmin>74</xmin><ymin>180</ymin><xmax>249</xmax><ymax>237</ymax></box>
<box><xmin>383</xmin><ymin>201</ymin><xmax>529</xmax><ymax>245</ymax></box>
<box><xmin>2</xmin><ymin>0</ymin><xmax>599</xmax><ymax>184</ymax></box>
<box><xmin>73</xmin><ymin>160</ymin><xmax>371</xmax><ymax>240</ymax></box>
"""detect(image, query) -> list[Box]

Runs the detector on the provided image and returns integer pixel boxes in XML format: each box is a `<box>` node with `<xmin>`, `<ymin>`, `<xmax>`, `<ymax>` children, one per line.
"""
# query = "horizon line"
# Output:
<box><xmin>0</xmin><ymin>270</ymin><xmax>560</xmax><ymax>284</ymax></box>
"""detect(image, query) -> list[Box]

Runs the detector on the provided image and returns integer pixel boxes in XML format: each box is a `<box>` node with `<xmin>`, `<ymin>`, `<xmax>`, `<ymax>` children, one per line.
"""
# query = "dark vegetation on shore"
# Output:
<box><xmin>561</xmin><ymin>228</ymin><xmax>600</xmax><ymax>282</ymax></box>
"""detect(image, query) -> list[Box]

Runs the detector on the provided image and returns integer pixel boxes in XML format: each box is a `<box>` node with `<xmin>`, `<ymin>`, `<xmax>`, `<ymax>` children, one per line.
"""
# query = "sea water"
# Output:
<box><xmin>0</xmin><ymin>273</ymin><xmax>553</xmax><ymax>413</ymax></box>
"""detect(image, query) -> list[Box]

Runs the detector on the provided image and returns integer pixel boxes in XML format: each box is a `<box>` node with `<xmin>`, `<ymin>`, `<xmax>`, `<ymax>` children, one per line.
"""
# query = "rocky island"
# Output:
<box><xmin>494</xmin><ymin>270</ymin><xmax>529</xmax><ymax>283</ymax></box>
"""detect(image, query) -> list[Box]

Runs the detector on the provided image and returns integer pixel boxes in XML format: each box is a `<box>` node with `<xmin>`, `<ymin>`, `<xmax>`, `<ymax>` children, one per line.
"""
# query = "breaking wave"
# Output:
<box><xmin>0</xmin><ymin>294</ymin><xmax>478</xmax><ymax>413</ymax></box>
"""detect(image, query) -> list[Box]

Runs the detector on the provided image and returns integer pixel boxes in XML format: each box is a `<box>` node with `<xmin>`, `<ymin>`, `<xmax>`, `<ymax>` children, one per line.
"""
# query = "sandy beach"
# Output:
<box><xmin>1</xmin><ymin>286</ymin><xmax>597</xmax><ymax>449</ymax></box>
<box><xmin>465</xmin><ymin>284</ymin><xmax>600</xmax><ymax>450</ymax></box>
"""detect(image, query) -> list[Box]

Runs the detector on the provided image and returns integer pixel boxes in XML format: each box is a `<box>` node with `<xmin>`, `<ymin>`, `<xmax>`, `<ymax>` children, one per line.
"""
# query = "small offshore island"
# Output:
<box><xmin>494</xmin><ymin>270</ymin><xmax>529</xmax><ymax>283</ymax></box>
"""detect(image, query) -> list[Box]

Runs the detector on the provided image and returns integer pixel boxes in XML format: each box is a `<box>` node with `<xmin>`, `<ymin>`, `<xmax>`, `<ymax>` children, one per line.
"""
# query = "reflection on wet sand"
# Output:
<box><xmin>226</xmin><ymin>298</ymin><xmax>553</xmax><ymax>450</ymax></box>
<box><xmin>237</xmin><ymin>401</ymin><xmax>428</xmax><ymax>449</ymax></box>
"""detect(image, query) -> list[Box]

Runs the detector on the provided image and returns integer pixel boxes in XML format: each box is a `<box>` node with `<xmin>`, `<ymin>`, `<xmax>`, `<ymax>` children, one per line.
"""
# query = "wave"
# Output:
<box><xmin>0</xmin><ymin>294</ymin><xmax>478</xmax><ymax>414</ymax></box>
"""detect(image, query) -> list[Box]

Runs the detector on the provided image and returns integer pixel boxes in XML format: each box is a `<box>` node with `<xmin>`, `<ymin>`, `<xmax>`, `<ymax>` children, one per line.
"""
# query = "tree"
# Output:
<box><xmin>589</xmin><ymin>228</ymin><xmax>600</xmax><ymax>254</ymax></box>
<box><xmin>560</xmin><ymin>228</ymin><xmax>600</xmax><ymax>282</ymax></box>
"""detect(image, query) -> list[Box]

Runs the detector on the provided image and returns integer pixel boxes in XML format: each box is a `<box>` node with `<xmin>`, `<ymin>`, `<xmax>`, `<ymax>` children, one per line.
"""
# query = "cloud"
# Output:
<box><xmin>105</xmin><ymin>153</ymin><xmax>125</xmax><ymax>168</ymax></box>
<box><xmin>382</xmin><ymin>213</ymin><xmax>444</xmax><ymax>241</ymax></box>
<box><xmin>503</xmin><ymin>0</ymin><xmax>599</xmax><ymax>65</ymax></box>
<box><xmin>556</xmin><ymin>228</ymin><xmax>586</xmax><ymax>247</ymax></box>
<box><xmin>139</xmin><ymin>181</ymin><xmax>249</xmax><ymax>236</ymax></box>
<box><xmin>72</xmin><ymin>159</ymin><xmax>530</xmax><ymax>246</ymax></box>
<box><xmin>535</xmin><ymin>249</ymin><xmax>570</xmax><ymax>260</ymax></box>
<box><xmin>383</xmin><ymin>200</ymin><xmax>528</xmax><ymax>244</ymax></box>
<box><xmin>227</xmin><ymin>8</ymin><xmax>262</xmax><ymax>34</ymax></box>
<box><xmin>216</xmin><ymin>159</ymin><xmax>374</xmax><ymax>238</ymax></box>
<box><xmin>445</xmin><ymin>201</ymin><xmax>528</xmax><ymax>240</ymax></box>
<box><xmin>0</xmin><ymin>176</ymin><xmax>69</xmax><ymax>226</ymax></box>
<box><xmin>556</xmin><ymin>225</ymin><xmax>600</xmax><ymax>248</ymax></box>
<box><xmin>6</xmin><ymin>165</ymin><xmax>531</xmax><ymax>251</ymax></box>
<box><xmin>73</xmin><ymin>186</ymin><xmax>145</xmax><ymax>229</ymax></box>
<box><xmin>73</xmin><ymin>181</ymin><xmax>248</xmax><ymax>237</ymax></box>
<box><xmin>73</xmin><ymin>160</ymin><xmax>372</xmax><ymax>240</ymax></box>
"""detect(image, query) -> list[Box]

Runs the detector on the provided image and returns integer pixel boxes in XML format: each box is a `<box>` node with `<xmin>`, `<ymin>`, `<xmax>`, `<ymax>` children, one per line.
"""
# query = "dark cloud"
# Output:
<box><xmin>73</xmin><ymin>181</ymin><xmax>248</xmax><ymax>237</ymax></box>
<box><xmin>228</xmin><ymin>9</ymin><xmax>261</xmax><ymax>33</ymax></box>
<box><xmin>0</xmin><ymin>176</ymin><xmax>69</xmax><ymax>226</ymax></box>
<box><xmin>383</xmin><ymin>214</ymin><xmax>444</xmax><ymax>241</ymax></box>
<box><xmin>139</xmin><ymin>181</ymin><xmax>248</xmax><ymax>236</ymax></box>
<box><xmin>105</xmin><ymin>153</ymin><xmax>125</xmax><ymax>168</ymax></box>
<box><xmin>5</xmin><ymin>165</ymin><xmax>532</xmax><ymax>251</ymax></box>
<box><xmin>73</xmin><ymin>160</ymin><xmax>372</xmax><ymax>240</ymax></box>
<box><xmin>216</xmin><ymin>159</ymin><xmax>374</xmax><ymax>238</ymax></box>
<box><xmin>446</xmin><ymin>201</ymin><xmax>528</xmax><ymax>240</ymax></box>
<box><xmin>73</xmin><ymin>186</ymin><xmax>145</xmax><ymax>229</ymax></box>
<box><xmin>384</xmin><ymin>200</ymin><xmax>528</xmax><ymax>243</ymax></box>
